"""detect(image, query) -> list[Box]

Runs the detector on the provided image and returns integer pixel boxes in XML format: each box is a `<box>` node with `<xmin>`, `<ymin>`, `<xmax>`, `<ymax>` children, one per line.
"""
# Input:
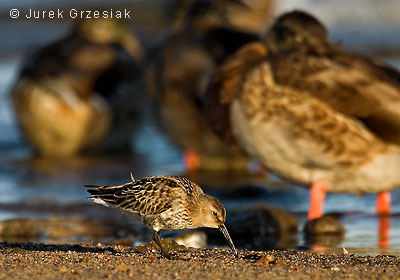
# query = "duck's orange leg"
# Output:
<box><xmin>308</xmin><ymin>181</ymin><xmax>327</xmax><ymax>220</ymax></box>
<box><xmin>376</xmin><ymin>191</ymin><xmax>391</xmax><ymax>249</ymax></box>
<box><xmin>376</xmin><ymin>191</ymin><xmax>391</xmax><ymax>215</ymax></box>
<box><xmin>183</xmin><ymin>150</ymin><xmax>200</xmax><ymax>171</ymax></box>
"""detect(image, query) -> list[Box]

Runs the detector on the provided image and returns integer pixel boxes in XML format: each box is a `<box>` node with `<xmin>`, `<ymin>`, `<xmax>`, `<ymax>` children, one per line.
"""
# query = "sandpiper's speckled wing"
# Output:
<box><xmin>85</xmin><ymin>176</ymin><xmax>203</xmax><ymax>215</ymax></box>
<box><xmin>269</xmin><ymin>49</ymin><xmax>400</xmax><ymax>144</ymax></box>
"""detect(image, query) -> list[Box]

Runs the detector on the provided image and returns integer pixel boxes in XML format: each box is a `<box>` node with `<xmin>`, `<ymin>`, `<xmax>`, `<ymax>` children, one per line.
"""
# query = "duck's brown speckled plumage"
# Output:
<box><xmin>147</xmin><ymin>0</ymin><xmax>270</xmax><ymax>170</ymax></box>
<box><xmin>265</xmin><ymin>11</ymin><xmax>400</xmax><ymax>145</ymax></box>
<box><xmin>12</xmin><ymin>18</ymin><xmax>144</xmax><ymax>158</ymax></box>
<box><xmin>86</xmin><ymin>175</ymin><xmax>237</xmax><ymax>258</ymax></box>
<box><xmin>206</xmin><ymin>42</ymin><xmax>268</xmax><ymax>145</ymax></box>
<box><xmin>209</xmin><ymin>10</ymin><xmax>400</xmax><ymax>194</ymax></box>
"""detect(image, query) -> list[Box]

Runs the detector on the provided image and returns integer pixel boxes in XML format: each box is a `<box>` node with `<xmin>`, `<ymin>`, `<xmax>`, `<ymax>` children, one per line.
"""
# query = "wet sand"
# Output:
<box><xmin>1</xmin><ymin>242</ymin><xmax>399</xmax><ymax>279</ymax></box>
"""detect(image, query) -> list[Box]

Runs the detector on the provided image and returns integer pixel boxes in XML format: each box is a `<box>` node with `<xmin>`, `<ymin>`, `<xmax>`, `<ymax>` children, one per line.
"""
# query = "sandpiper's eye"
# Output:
<box><xmin>212</xmin><ymin>211</ymin><xmax>217</xmax><ymax>216</ymax></box>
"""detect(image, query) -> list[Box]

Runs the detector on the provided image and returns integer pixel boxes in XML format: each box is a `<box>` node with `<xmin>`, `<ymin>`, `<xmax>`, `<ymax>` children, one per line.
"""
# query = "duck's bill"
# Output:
<box><xmin>219</xmin><ymin>224</ymin><xmax>238</xmax><ymax>258</ymax></box>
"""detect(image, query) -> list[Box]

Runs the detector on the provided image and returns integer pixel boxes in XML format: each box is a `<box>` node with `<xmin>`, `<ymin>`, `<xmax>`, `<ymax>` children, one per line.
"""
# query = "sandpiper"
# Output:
<box><xmin>85</xmin><ymin>174</ymin><xmax>238</xmax><ymax>259</ymax></box>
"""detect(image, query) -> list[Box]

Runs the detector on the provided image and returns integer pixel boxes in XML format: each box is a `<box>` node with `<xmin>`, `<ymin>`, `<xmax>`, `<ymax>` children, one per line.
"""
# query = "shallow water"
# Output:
<box><xmin>1</xmin><ymin>1</ymin><xmax>400</xmax><ymax>255</ymax></box>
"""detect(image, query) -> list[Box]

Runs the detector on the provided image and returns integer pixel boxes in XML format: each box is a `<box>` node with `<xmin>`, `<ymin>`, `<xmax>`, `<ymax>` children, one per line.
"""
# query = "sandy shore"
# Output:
<box><xmin>1</xmin><ymin>242</ymin><xmax>399</xmax><ymax>279</ymax></box>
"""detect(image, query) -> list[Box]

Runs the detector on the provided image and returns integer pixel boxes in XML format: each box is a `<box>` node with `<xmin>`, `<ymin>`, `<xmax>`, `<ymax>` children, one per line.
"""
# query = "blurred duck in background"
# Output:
<box><xmin>147</xmin><ymin>0</ymin><xmax>273</xmax><ymax>171</ymax></box>
<box><xmin>208</xmin><ymin>10</ymin><xmax>400</xmax><ymax>224</ymax></box>
<box><xmin>169</xmin><ymin>0</ymin><xmax>274</xmax><ymax>33</ymax></box>
<box><xmin>11</xmin><ymin>18</ymin><xmax>144</xmax><ymax>158</ymax></box>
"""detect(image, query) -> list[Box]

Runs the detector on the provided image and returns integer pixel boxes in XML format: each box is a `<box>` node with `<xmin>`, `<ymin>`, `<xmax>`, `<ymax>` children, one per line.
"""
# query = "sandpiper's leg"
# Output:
<box><xmin>308</xmin><ymin>181</ymin><xmax>326</xmax><ymax>220</ymax></box>
<box><xmin>376</xmin><ymin>191</ymin><xmax>391</xmax><ymax>249</ymax></box>
<box><xmin>183</xmin><ymin>150</ymin><xmax>200</xmax><ymax>171</ymax></box>
<box><xmin>153</xmin><ymin>230</ymin><xmax>172</xmax><ymax>259</ymax></box>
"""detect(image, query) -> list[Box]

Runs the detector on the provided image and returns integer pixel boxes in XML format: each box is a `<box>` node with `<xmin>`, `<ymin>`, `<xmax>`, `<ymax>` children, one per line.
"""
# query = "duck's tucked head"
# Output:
<box><xmin>184</xmin><ymin>0</ymin><xmax>220</xmax><ymax>31</ymax></box>
<box><xmin>74</xmin><ymin>18</ymin><xmax>144</xmax><ymax>60</ymax></box>
<box><xmin>182</xmin><ymin>0</ymin><xmax>250</xmax><ymax>32</ymax></box>
<box><xmin>266</xmin><ymin>10</ymin><xmax>329</xmax><ymax>54</ymax></box>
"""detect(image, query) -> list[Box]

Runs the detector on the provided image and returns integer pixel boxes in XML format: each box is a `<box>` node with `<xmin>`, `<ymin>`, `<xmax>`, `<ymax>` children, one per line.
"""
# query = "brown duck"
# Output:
<box><xmin>147</xmin><ymin>0</ymin><xmax>272</xmax><ymax>171</ymax></box>
<box><xmin>208</xmin><ymin>10</ymin><xmax>400</xmax><ymax>221</ymax></box>
<box><xmin>12</xmin><ymin>18</ymin><xmax>144</xmax><ymax>158</ymax></box>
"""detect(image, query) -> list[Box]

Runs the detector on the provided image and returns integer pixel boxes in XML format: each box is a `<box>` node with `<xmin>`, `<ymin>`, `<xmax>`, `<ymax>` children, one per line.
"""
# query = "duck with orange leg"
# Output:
<box><xmin>147</xmin><ymin>0</ymin><xmax>273</xmax><ymax>172</ymax></box>
<box><xmin>208</xmin><ymin>10</ymin><xmax>400</xmax><ymax>248</ymax></box>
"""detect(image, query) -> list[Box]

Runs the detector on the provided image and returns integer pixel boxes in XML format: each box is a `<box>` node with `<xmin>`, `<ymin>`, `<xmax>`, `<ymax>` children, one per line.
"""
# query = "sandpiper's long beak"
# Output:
<box><xmin>219</xmin><ymin>224</ymin><xmax>238</xmax><ymax>258</ymax></box>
